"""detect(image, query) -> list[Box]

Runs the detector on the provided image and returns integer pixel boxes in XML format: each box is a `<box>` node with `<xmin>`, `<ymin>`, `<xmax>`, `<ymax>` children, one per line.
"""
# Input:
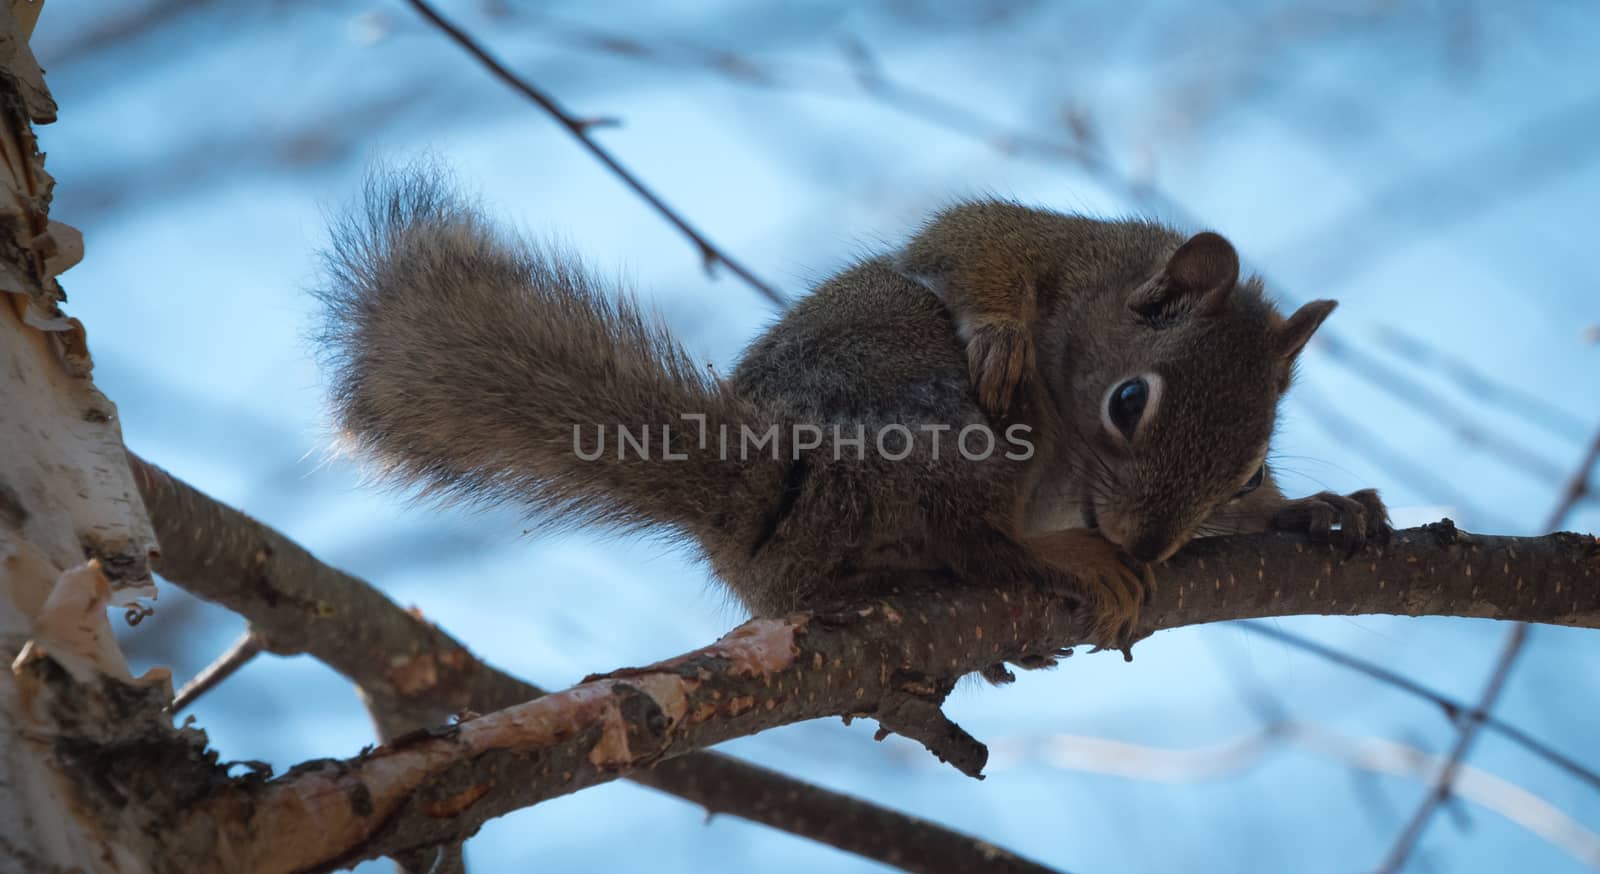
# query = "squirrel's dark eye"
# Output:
<box><xmin>1106</xmin><ymin>377</ymin><xmax>1148</xmax><ymax>439</ymax></box>
<box><xmin>1235</xmin><ymin>465</ymin><xmax>1265</xmax><ymax>498</ymax></box>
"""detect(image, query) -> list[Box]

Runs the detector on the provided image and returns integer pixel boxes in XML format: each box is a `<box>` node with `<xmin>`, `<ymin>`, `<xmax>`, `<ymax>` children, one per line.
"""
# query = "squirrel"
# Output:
<box><xmin>314</xmin><ymin>168</ymin><xmax>1387</xmax><ymax>666</ymax></box>
<box><xmin>896</xmin><ymin>201</ymin><xmax>1388</xmax><ymax>562</ymax></box>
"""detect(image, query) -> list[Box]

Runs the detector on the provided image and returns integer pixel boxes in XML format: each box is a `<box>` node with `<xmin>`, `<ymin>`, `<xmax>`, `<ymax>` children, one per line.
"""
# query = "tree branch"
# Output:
<box><xmin>364</xmin><ymin>692</ymin><xmax>468</xmax><ymax>874</ymax></box>
<box><xmin>128</xmin><ymin>453</ymin><xmax>1062</xmax><ymax>874</ymax></box>
<box><xmin>171</xmin><ymin>629</ymin><xmax>264</xmax><ymax>712</ymax></box>
<box><xmin>1236</xmin><ymin>621</ymin><xmax>1600</xmax><ymax>792</ymax></box>
<box><xmin>152</xmin><ymin>516</ymin><xmax>1597</xmax><ymax>871</ymax></box>
<box><xmin>1141</xmin><ymin>522</ymin><xmax>1597</xmax><ymax>631</ymax></box>
<box><xmin>987</xmin><ymin>723</ymin><xmax>1600</xmax><ymax>869</ymax></box>
<box><xmin>1372</xmin><ymin>325</ymin><xmax>1592</xmax><ymax>445</ymax></box>
<box><xmin>401</xmin><ymin>0</ymin><xmax>787</xmax><ymax>307</ymax></box>
<box><xmin>1545</xmin><ymin>427</ymin><xmax>1600</xmax><ymax>532</ymax></box>
<box><xmin>1375</xmin><ymin>623</ymin><xmax>1528</xmax><ymax>873</ymax></box>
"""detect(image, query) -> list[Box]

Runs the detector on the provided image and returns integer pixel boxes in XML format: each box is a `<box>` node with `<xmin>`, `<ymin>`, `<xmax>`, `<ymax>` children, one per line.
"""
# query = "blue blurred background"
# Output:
<box><xmin>30</xmin><ymin>1</ymin><xmax>1600</xmax><ymax>871</ymax></box>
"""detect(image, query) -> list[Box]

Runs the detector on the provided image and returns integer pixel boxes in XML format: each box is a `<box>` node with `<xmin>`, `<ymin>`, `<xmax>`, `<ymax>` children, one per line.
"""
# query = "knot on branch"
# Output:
<box><xmin>870</xmin><ymin>669</ymin><xmax>988</xmax><ymax>779</ymax></box>
<box><xmin>1423</xmin><ymin>518</ymin><xmax>1472</xmax><ymax>546</ymax></box>
<box><xmin>603</xmin><ymin>682</ymin><xmax>672</xmax><ymax>767</ymax></box>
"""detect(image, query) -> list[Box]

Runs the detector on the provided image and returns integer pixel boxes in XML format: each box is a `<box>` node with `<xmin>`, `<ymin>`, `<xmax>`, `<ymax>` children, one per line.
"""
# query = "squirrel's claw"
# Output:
<box><xmin>978</xmin><ymin>648</ymin><xmax>1072</xmax><ymax>686</ymax></box>
<box><xmin>964</xmin><ymin>320</ymin><xmax>1035</xmax><ymax>418</ymax></box>
<box><xmin>1272</xmin><ymin>488</ymin><xmax>1391</xmax><ymax>554</ymax></box>
<box><xmin>1025</xmin><ymin>528</ymin><xmax>1154</xmax><ymax>660</ymax></box>
<box><xmin>980</xmin><ymin>663</ymin><xmax>1018</xmax><ymax>685</ymax></box>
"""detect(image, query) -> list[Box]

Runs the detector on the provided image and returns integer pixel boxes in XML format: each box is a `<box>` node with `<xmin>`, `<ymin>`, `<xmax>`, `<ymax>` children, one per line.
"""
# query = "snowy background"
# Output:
<box><xmin>30</xmin><ymin>1</ymin><xmax>1600</xmax><ymax>871</ymax></box>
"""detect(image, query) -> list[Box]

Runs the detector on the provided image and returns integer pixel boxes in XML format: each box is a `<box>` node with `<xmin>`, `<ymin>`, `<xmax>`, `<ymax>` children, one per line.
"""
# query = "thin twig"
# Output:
<box><xmin>1375</xmin><ymin>623</ymin><xmax>1530</xmax><ymax>873</ymax></box>
<box><xmin>1236</xmin><ymin>622</ymin><xmax>1600</xmax><ymax>793</ymax></box>
<box><xmin>1296</xmin><ymin>723</ymin><xmax>1600</xmax><ymax>870</ymax></box>
<box><xmin>170</xmin><ymin>629</ymin><xmax>265</xmax><ymax>712</ymax></box>
<box><xmin>528</xmin><ymin>16</ymin><xmax>1102</xmax><ymax>166</ymax></box>
<box><xmin>401</xmin><ymin>0</ymin><xmax>787</xmax><ymax>307</ymax></box>
<box><xmin>1315</xmin><ymin>333</ymin><xmax>1568</xmax><ymax>488</ymax></box>
<box><xmin>1372</xmin><ymin>325</ymin><xmax>1591</xmax><ymax>446</ymax></box>
<box><xmin>1267</xmin><ymin>88</ymin><xmax>1600</xmax><ymax>296</ymax></box>
<box><xmin>39</xmin><ymin>0</ymin><xmax>206</xmax><ymax>67</ymax></box>
<box><xmin>1543</xmin><ymin>426</ymin><xmax>1600</xmax><ymax>532</ymax></box>
<box><xmin>986</xmin><ymin>723</ymin><xmax>1600</xmax><ymax>869</ymax></box>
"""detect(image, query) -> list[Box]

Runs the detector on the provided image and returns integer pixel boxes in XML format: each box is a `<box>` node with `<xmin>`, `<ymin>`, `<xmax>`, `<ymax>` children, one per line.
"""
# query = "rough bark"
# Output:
<box><xmin>1145</xmin><ymin>524</ymin><xmax>1598</xmax><ymax>630</ymax></box>
<box><xmin>132</xmin><ymin>455</ymin><xmax>1063</xmax><ymax>874</ymax></box>
<box><xmin>147</xmin><ymin>521</ymin><xmax>1594</xmax><ymax>872</ymax></box>
<box><xmin>0</xmin><ymin>8</ymin><xmax>194</xmax><ymax>872</ymax></box>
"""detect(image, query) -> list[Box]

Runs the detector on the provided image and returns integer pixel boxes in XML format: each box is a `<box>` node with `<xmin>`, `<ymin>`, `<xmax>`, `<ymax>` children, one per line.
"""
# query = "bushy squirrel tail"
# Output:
<box><xmin>315</xmin><ymin>167</ymin><xmax>782</xmax><ymax>542</ymax></box>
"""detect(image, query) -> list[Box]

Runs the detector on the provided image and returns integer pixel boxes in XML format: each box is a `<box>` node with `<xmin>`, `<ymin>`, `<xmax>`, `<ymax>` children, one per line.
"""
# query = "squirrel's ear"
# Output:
<box><xmin>1278</xmin><ymin>299</ymin><xmax>1337</xmax><ymax>362</ymax></box>
<box><xmin>1127</xmin><ymin>231</ymin><xmax>1239</xmax><ymax>319</ymax></box>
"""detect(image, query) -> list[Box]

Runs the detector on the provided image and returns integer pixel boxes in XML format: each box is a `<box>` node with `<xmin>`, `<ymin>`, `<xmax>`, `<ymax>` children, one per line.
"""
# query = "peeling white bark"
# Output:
<box><xmin>0</xmin><ymin>3</ymin><xmax>165</xmax><ymax>870</ymax></box>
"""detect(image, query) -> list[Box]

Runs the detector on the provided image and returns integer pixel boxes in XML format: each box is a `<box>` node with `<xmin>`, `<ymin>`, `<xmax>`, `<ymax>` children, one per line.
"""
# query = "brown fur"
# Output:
<box><xmin>316</xmin><ymin>172</ymin><xmax>1385</xmax><ymax>654</ymax></box>
<box><xmin>899</xmin><ymin>200</ymin><xmax>1388</xmax><ymax>563</ymax></box>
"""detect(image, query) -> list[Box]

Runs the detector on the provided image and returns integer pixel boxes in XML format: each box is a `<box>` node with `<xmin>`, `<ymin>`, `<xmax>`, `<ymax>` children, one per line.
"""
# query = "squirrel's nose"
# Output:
<box><xmin>1099</xmin><ymin>509</ymin><xmax>1187</xmax><ymax>562</ymax></box>
<box><xmin>1128</xmin><ymin>532</ymin><xmax>1179</xmax><ymax>563</ymax></box>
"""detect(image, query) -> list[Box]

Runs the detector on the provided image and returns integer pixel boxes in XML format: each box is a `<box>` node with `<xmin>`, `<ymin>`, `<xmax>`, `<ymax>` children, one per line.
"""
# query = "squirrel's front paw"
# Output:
<box><xmin>1026</xmin><ymin>528</ymin><xmax>1154</xmax><ymax>659</ymax></box>
<box><xmin>979</xmin><ymin>649</ymin><xmax>1076</xmax><ymax>685</ymax></box>
<box><xmin>963</xmin><ymin>319</ymin><xmax>1035</xmax><ymax>418</ymax></box>
<box><xmin>1272</xmin><ymin>488</ymin><xmax>1391</xmax><ymax>553</ymax></box>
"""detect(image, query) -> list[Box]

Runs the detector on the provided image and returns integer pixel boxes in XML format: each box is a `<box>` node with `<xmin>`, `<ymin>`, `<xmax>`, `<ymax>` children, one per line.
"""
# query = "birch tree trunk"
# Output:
<box><xmin>0</xmin><ymin>4</ymin><xmax>187</xmax><ymax>869</ymax></box>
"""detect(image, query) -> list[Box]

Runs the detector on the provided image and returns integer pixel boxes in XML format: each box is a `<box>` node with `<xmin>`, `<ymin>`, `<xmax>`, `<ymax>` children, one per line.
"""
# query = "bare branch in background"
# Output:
<box><xmin>1235</xmin><ymin>622</ymin><xmax>1600</xmax><ymax>794</ymax></box>
<box><xmin>987</xmin><ymin>722</ymin><xmax>1600</xmax><ymax>869</ymax></box>
<box><xmin>128</xmin><ymin>453</ymin><xmax>1063</xmax><ymax>874</ymax></box>
<box><xmin>1302</xmin><ymin>725</ymin><xmax>1600</xmax><ymax>870</ymax></box>
<box><xmin>1313</xmin><ymin>332</ymin><xmax>1569</xmax><ymax>488</ymax></box>
<box><xmin>170</xmin><ymin>629</ymin><xmax>264</xmax><ymax>712</ymax></box>
<box><xmin>55</xmin><ymin>88</ymin><xmax>420</xmax><ymax>225</ymax></box>
<box><xmin>402</xmin><ymin>0</ymin><xmax>788</xmax><ymax>307</ymax></box>
<box><xmin>528</xmin><ymin>14</ymin><xmax>1102</xmax><ymax>172</ymax></box>
<box><xmin>38</xmin><ymin>0</ymin><xmax>209</xmax><ymax>67</ymax></box>
<box><xmin>1140</xmin><ymin>0</ymin><xmax>1409</xmax><ymax>146</ymax></box>
<box><xmin>1544</xmin><ymin>427</ymin><xmax>1600</xmax><ymax>532</ymax></box>
<box><xmin>1373</xmin><ymin>326</ymin><xmax>1593</xmax><ymax>446</ymax></box>
<box><xmin>1267</xmin><ymin>89</ymin><xmax>1600</xmax><ymax>294</ymax></box>
<box><xmin>1375</xmin><ymin>623</ymin><xmax>1530</xmax><ymax>873</ymax></box>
